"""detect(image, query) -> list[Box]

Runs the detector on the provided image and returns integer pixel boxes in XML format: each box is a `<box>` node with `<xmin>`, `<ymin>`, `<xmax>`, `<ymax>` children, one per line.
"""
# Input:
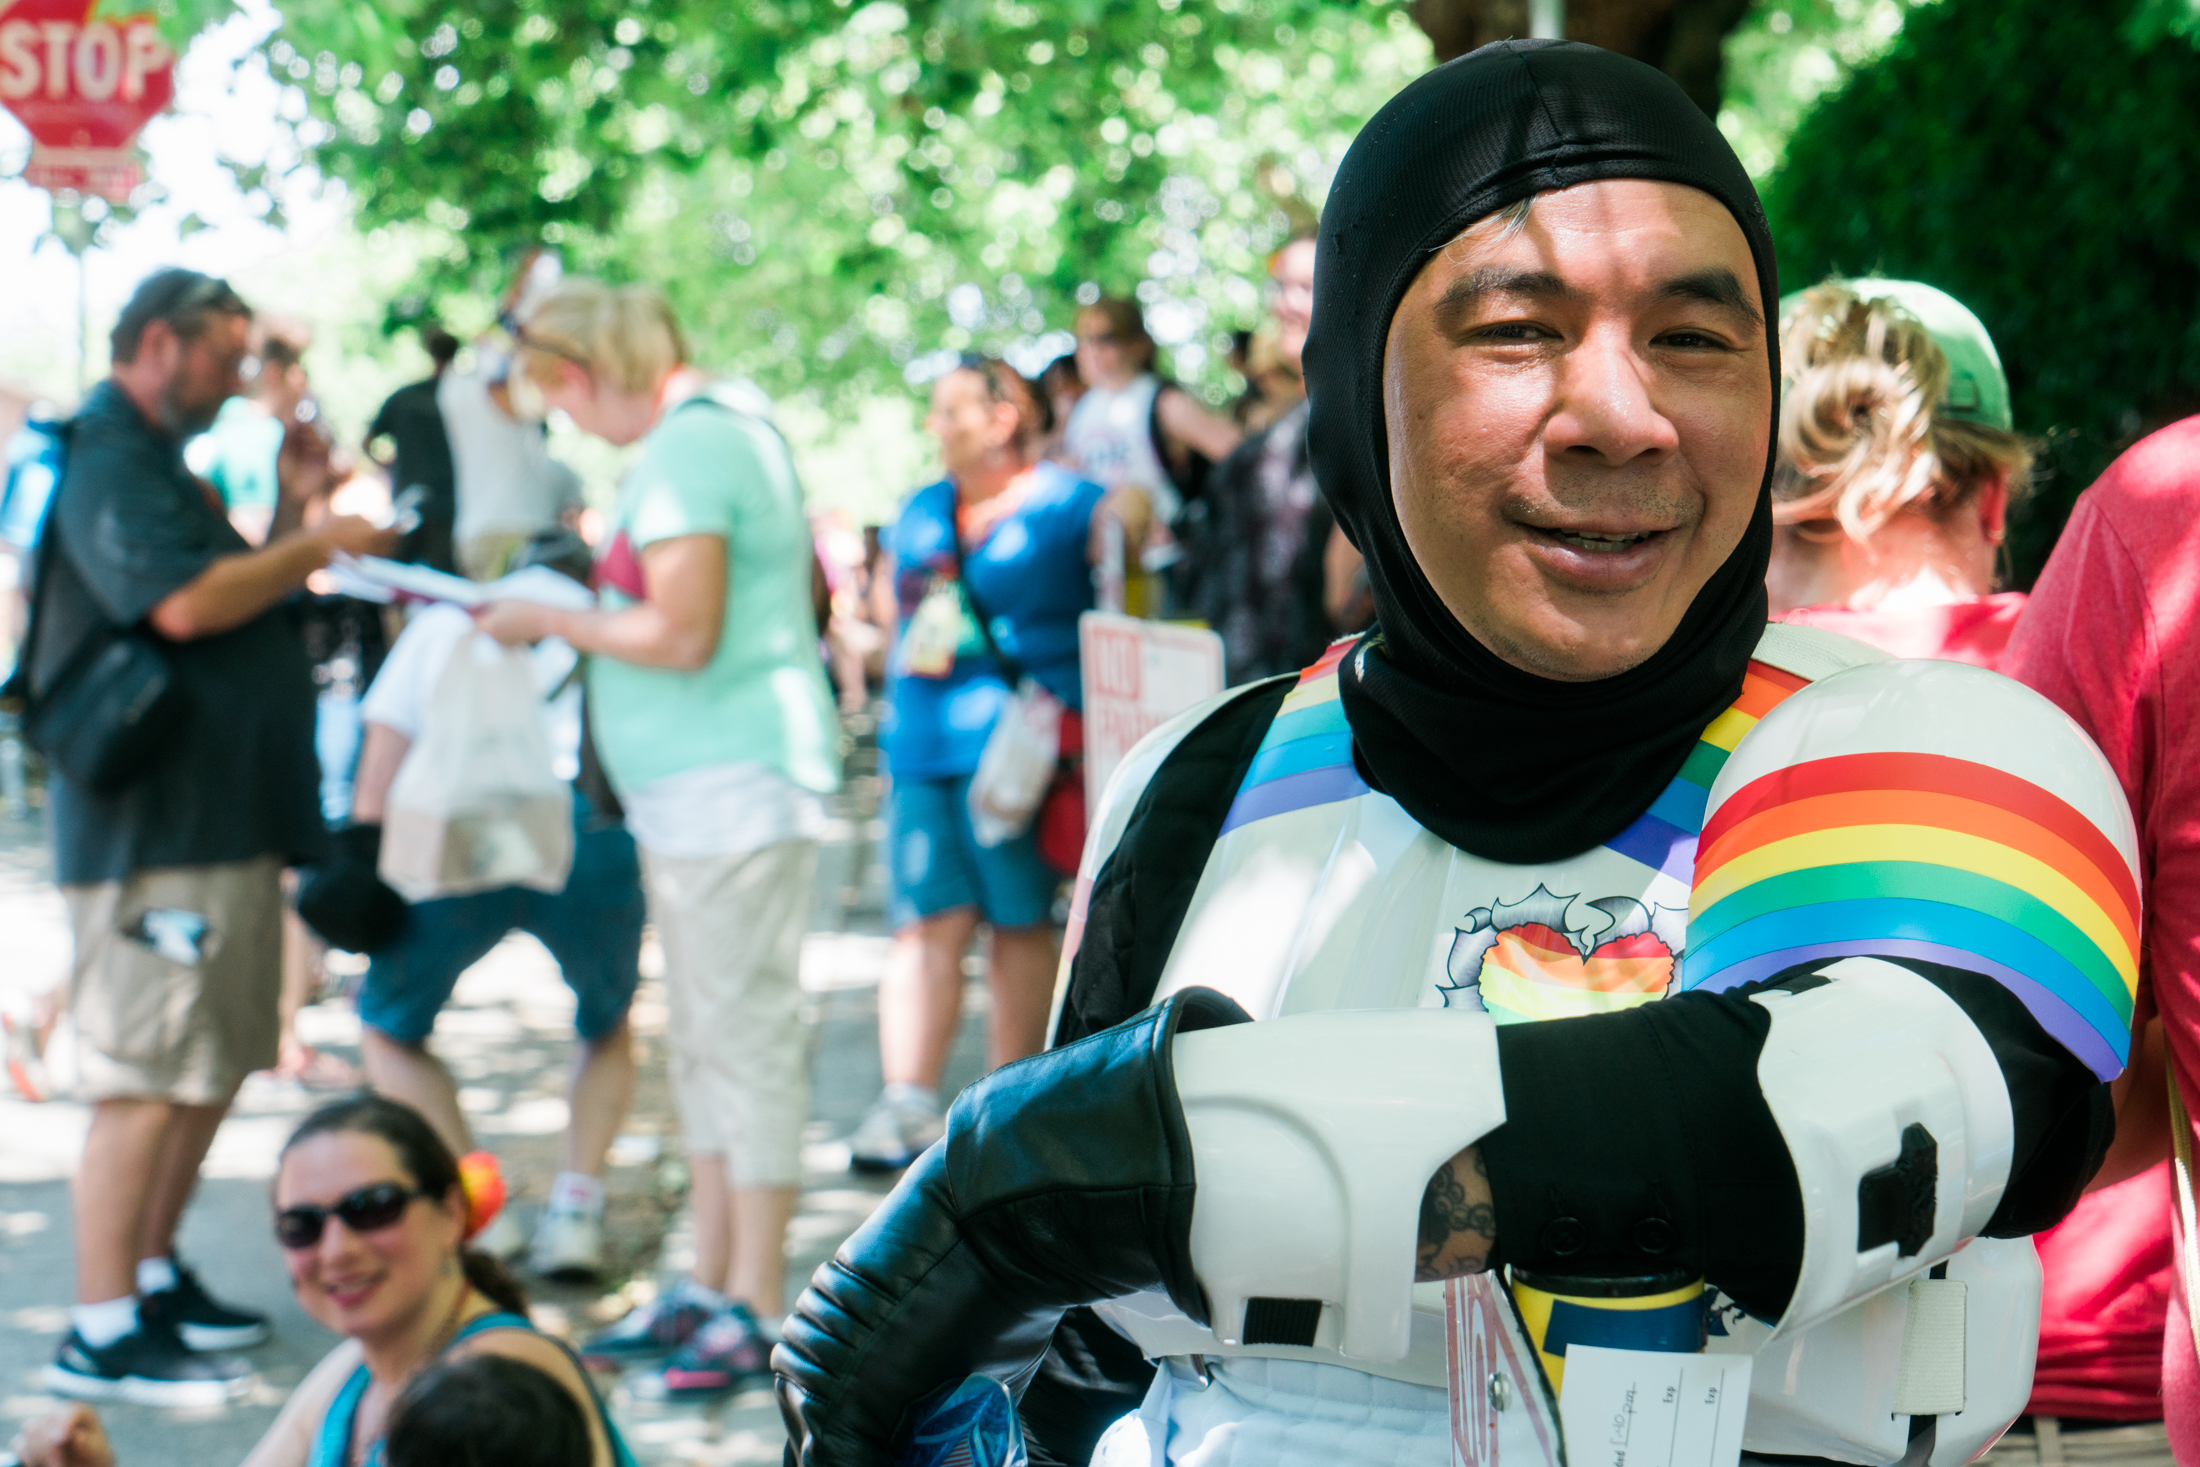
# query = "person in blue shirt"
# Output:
<box><xmin>849</xmin><ymin>355</ymin><xmax>1135</xmax><ymax>1171</ymax></box>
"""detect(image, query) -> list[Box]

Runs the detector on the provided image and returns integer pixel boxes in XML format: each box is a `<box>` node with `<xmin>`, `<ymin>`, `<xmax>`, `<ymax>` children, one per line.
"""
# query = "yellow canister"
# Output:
<box><xmin>1508</xmin><ymin>1267</ymin><xmax>1707</xmax><ymax>1396</ymax></box>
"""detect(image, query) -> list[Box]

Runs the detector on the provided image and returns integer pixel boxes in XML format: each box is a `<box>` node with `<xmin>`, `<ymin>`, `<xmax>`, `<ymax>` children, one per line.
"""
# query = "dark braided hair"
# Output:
<box><xmin>280</xmin><ymin>1094</ymin><xmax>530</xmax><ymax>1318</ymax></box>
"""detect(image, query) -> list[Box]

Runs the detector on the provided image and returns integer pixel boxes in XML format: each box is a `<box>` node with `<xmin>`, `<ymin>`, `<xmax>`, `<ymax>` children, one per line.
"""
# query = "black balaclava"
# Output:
<box><xmin>1307</xmin><ymin>39</ymin><xmax>1780</xmax><ymax>865</ymax></box>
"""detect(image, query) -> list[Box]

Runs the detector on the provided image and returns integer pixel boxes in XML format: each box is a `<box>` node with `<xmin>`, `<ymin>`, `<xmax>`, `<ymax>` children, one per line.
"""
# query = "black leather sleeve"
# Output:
<box><xmin>1480</xmin><ymin>958</ymin><xmax>2114</xmax><ymax>1324</ymax></box>
<box><xmin>1017</xmin><ymin>1308</ymin><xmax>1158</xmax><ymax>1467</ymax></box>
<box><xmin>774</xmin><ymin>989</ymin><xmax>1251</xmax><ymax>1467</ymax></box>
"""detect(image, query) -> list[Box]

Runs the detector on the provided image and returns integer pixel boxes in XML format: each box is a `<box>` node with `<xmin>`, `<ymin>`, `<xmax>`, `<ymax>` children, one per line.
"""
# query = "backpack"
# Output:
<box><xmin>1146</xmin><ymin>378</ymin><xmax>1215</xmax><ymax>512</ymax></box>
<box><xmin>1</xmin><ymin>411</ymin><xmax>67</xmax><ymax>552</ymax></box>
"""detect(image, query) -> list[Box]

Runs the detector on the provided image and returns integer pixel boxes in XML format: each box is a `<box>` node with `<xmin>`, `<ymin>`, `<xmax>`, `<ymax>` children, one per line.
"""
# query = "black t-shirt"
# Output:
<box><xmin>33</xmin><ymin>382</ymin><xmax>326</xmax><ymax>884</ymax></box>
<box><xmin>367</xmin><ymin>377</ymin><xmax>456</xmax><ymax>572</ymax></box>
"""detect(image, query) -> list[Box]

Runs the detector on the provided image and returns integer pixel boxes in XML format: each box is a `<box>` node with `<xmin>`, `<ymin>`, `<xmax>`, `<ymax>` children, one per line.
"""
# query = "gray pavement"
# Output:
<box><xmin>0</xmin><ymin>771</ymin><xmax>997</xmax><ymax>1465</ymax></box>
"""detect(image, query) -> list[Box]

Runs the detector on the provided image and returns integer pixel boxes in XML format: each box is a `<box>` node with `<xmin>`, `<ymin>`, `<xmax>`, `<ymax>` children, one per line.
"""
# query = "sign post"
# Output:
<box><xmin>1078</xmin><ymin>611</ymin><xmax>1225</xmax><ymax>815</ymax></box>
<box><xmin>1</xmin><ymin>0</ymin><xmax>177</xmax><ymax>387</ymax></box>
<box><xmin>0</xmin><ymin>0</ymin><xmax>177</xmax><ymax>200</ymax></box>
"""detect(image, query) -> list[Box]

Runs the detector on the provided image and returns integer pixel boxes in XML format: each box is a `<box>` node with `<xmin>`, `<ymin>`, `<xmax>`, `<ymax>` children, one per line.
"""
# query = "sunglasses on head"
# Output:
<box><xmin>275</xmin><ymin>1181</ymin><xmax>428</xmax><ymax>1249</ymax></box>
<box><xmin>514</xmin><ymin>325</ymin><xmax>593</xmax><ymax>371</ymax></box>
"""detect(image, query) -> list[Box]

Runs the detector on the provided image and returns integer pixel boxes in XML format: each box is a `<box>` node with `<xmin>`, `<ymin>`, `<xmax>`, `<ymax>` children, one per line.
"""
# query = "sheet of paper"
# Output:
<box><xmin>1557</xmin><ymin>1346</ymin><xmax>1752</xmax><ymax>1467</ymax></box>
<box><xmin>1445</xmin><ymin>1275</ymin><xmax>1563</xmax><ymax>1467</ymax></box>
<box><xmin>328</xmin><ymin>557</ymin><xmax>599</xmax><ymax>612</ymax></box>
<box><xmin>330</xmin><ymin>554</ymin><xmax>486</xmax><ymax>607</ymax></box>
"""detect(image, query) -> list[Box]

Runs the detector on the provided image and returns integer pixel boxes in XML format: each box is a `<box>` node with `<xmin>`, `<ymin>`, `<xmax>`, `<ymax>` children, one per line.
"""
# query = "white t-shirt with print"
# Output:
<box><xmin>439</xmin><ymin>365</ymin><xmax>583</xmax><ymax>544</ymax></box>
<box><xmin>360</xmin><ymin>603</ymin><xmax>582</xmax><ymax>781</ymax></box>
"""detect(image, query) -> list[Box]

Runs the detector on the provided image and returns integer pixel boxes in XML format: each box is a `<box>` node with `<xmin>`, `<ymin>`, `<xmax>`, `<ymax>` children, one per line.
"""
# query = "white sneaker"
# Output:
<box><xmin>529</xmin><ymin>1208</ymin><xmax>604</xmax><ymax>1281</ymax></box>
<box><xmin>848</xmin><ymin>1089</ymin><xmax>945</xmax><ymax>1173</ymax></box>
<box><xmin>472</xmin><ymin>1206</ymin><xmax>529</xmax><ymax>1262</ymax></box>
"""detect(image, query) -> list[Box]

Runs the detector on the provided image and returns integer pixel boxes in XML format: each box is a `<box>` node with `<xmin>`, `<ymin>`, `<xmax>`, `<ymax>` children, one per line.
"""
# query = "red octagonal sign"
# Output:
<box><xmin>0</xmin><ymin>0</ymin><xmax>176</xmax><ymax>199</ymax></box>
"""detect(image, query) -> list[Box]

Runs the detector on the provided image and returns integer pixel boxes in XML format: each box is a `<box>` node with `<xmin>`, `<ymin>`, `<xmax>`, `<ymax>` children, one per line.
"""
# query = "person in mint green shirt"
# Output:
<box><xmin>476</xmin><ymin>279</ymin><xmax>837</xmax><ymax>1399</ymax></box>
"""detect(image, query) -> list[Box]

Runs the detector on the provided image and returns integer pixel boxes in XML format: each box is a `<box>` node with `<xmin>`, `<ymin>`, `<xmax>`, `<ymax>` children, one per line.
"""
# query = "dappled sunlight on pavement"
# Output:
<box><xmin>0</xmin><ymin>788</ymin><xmax>996</xmax><ymax>1464</ymax></box>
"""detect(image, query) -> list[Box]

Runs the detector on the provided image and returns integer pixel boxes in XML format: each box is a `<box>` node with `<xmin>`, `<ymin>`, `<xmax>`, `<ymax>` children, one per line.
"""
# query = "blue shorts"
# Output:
<box><xmin>358</xmin><ymin>801</ymin><xmax>645</xmax><ymax>1045</ymax></box>
<box><xmin>888</xmin><ymin>773</ymin><xmax>1059</xmax><ymax>930</ymax></box>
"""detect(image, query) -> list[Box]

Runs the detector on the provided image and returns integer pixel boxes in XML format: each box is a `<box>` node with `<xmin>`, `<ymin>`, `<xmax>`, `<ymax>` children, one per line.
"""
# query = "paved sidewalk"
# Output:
<box><xmin>0</xmin><ymin>779</ymin><xmax>999</xmax><ymax>1464</ymax></box>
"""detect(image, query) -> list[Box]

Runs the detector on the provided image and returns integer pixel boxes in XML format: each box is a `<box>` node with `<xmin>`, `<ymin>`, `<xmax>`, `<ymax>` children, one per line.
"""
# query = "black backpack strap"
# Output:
<box><xmin>1050</xmin><ymin>672</ymin><xmax>1295</xmax><ymax>1046</ymax></box>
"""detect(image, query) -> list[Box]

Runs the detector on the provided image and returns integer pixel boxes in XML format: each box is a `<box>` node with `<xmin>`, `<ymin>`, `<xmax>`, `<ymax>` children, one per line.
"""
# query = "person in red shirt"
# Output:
<box><xmin>2005</xmin><ymin>420</ymin><xmax>2200</xmax><ymax>1463</ymax></box>
<box><xmin>1772</xmin><ymin>280</ymin><xmax>2174</xmax><ymax>1462</ymax></box>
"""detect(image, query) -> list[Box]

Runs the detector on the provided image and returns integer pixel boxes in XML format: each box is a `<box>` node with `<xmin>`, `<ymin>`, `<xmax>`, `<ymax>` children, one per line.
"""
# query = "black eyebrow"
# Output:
<box><xmin>1434</xmin><ymin>267</ymin><xmax>1581</xmax><ymax>326</ymax></box>
<box><xmin>1654</xmin><ymin>268</ymin><xmax>1763</xmax><ymax>329</ymax></box>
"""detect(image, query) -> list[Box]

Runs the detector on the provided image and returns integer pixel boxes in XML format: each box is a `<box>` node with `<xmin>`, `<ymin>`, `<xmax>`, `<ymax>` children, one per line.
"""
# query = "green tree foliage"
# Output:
<box><xmin>1716</xmin><ymin>0</ymin><xmax>1922</xmax><ymax>181</ymax></box>
<box><xmin>1765</xmin><ymin>0</ymin><xmax>2200</xmax><ymax>580</ymax></box>
<box><xmin>263</xmin><ymin>0</ymin><xmax>1430</xmax><ymax>404</ymax></box>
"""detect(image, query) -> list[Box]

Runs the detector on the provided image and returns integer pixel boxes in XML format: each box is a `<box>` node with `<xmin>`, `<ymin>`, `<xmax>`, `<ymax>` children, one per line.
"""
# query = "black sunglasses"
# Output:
<box><xmin>275</xmin><ymin>1181</ymin><xmax>428</xmax><ymax>1249</ymax></box>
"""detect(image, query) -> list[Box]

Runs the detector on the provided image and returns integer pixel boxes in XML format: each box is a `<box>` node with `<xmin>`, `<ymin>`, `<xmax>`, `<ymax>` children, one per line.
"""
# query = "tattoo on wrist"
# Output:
<box><xmin>1415</xmin><ymin>1146</ymin><xmax>1496</xmax><ymax>1282</ymax></box>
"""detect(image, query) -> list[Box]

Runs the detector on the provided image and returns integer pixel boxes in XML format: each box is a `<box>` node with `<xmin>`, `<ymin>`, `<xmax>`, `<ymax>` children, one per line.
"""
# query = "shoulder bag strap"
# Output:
<box><xmin>946</xmin><ymin>488</ymin><xmax>1026</xmax><ymax>687</ymax></box>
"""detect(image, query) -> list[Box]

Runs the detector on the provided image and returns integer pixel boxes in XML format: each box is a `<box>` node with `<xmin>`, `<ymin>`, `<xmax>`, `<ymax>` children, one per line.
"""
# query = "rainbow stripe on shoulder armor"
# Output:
<box><xmin>1679</xmin><ymin>658</ymin><xmax>2141</xmax><ymax>1081</ymax></box>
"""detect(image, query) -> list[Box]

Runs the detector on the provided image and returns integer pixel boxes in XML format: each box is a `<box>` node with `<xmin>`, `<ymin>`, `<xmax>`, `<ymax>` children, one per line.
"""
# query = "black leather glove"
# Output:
<box><xmin>774</xmin><ymin>987</ymin><xmax>1251</xmax><ymax>1466</ymax></box>
<box><xmin>294</xmin><ymin>823</ymin><xmax>409</xmax><ymax>954</ymax></box>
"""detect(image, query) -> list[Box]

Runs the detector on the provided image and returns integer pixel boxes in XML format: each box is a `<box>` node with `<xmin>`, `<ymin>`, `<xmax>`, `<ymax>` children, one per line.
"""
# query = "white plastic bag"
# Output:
<box><xmin>968</xmin><ymin>678</ymin><xmax>1063</xmax><ymax>848</ymax></box>
<box><xmin>380</xmin><ymin>631</ymin><xmax>574</xmax><ymax>900</ymax></box>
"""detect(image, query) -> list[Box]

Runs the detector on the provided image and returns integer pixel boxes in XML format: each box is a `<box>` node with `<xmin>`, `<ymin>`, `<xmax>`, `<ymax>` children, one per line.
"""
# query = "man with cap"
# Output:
<box><xmin>774</xmin><ymin>41</ymin><xmax>2133</xmax><ymax>1467</ymax></box>
<box><xmin>25</xmin><ymin>268</ymin><xmax>394</xmax><ymax>1406</ymax></box>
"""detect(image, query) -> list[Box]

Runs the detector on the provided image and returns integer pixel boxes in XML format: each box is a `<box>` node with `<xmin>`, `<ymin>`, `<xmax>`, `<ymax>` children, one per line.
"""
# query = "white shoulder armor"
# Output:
<box><xmin>1687</xmin><ymin>656</ymin><xmax>2139</xmax><ymax>1350</ymax></box>
<box><xmin>1690</xmin><ymin>656</ymin><xmax>2140</xmax><ymax>1082</ymax></box>
<box><xmin>1749</xmin><ymin>620</ymin><xmax>1890</xmax><ymax>681</ymax></box>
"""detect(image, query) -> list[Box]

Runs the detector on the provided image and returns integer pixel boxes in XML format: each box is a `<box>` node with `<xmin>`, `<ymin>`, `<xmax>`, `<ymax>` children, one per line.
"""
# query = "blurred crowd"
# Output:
<box><xmin>0</xmin><ymin>197</ymin><xmax>2191</xmax><ymax>1467</ymax></box>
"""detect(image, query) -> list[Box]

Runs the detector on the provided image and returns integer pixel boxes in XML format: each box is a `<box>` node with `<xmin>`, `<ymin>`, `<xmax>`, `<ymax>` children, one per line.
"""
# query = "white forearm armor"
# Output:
<box><xmin>1169</xmin><ymin>1007</ymin><xmax>1507</xmax><ymax>1363</ymax></box>
<box><xmin>1755</xmin><ymin>957</ymin><xmax>2016</xmax><ymax>1338</ymax></box>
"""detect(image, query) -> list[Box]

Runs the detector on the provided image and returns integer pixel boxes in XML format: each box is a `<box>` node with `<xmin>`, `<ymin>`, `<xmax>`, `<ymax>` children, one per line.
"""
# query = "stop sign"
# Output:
<box><xmin>0</xmin><ymin>0</ymin><xmax>175</xmax><ymax>199</ymax></box>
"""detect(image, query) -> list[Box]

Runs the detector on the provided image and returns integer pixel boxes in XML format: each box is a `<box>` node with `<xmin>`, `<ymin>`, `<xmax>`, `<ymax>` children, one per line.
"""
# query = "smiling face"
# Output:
<box><xmin>1382</xmin><ymin>179</ymin><xmax>1771</xmax><ymax>682</ymax></box>
<box><xmin>276</xmin><ymin>1130</ymin><xmax>465</xmax><ymax>1344</ymax></box>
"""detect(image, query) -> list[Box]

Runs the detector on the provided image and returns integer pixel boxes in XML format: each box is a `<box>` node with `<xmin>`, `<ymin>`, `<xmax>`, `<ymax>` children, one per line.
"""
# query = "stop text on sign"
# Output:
<box><xmin>0</xmin><ymin>17</ymin><xmax>169</xmax><ymax>102</ymax></box>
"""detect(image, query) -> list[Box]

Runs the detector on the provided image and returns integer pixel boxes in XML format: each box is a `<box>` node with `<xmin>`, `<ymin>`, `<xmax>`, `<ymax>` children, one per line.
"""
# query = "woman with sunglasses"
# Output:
<box><xmin>10</xmin><ymin>1095</ymin><xmax>638</xmax><ymax>1467</ymax></box>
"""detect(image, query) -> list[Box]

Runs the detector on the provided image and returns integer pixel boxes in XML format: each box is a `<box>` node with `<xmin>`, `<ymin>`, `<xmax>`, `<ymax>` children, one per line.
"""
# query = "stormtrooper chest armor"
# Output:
<box><xmin>1089</xmin><ymin>628</ymin><xmax>2050</xmax><ymax>1467</ymax></box>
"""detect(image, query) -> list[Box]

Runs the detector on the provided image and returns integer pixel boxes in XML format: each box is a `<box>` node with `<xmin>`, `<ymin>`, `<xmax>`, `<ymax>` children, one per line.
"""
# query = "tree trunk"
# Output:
<box><xmin>1407</xmin><ymin>0</ymin><xmax>1753</xmax><ymax>115</ymax></box>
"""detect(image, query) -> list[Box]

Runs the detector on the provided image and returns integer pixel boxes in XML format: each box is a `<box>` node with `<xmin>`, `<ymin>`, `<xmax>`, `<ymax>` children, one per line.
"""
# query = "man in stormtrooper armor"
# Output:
<box><xmin>775</xmin><ymin>40</ymin><xmax>2136</xmax><ymax>1467</ymax></box>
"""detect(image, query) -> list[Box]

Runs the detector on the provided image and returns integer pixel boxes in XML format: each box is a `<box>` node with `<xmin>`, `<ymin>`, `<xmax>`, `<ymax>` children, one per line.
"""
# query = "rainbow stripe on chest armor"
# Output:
<box><xmin>1215</xmin><ymin>640</ymin><xmax>2137</xmax><ymax>1075</ymax></box>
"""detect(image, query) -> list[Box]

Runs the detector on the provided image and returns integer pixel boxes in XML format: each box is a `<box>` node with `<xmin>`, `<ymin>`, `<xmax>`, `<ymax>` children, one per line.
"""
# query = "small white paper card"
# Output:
<box><xmin>1557</xmin><ymin>1347</ymin><xmax>1752</xmax><ymax>1467</ymax></box>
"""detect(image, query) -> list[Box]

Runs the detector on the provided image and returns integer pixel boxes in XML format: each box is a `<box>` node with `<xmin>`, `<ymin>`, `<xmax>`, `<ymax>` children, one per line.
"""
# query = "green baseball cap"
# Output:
<box><xmin>1779</xmin><ymin>277</ymin><xmax>2013</xmax><ymax>432</ymax></box>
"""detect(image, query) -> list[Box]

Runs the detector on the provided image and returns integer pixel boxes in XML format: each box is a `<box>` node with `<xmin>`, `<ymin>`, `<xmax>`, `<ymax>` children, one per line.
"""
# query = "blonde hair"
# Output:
<box><xmin>515</xmin><ymin>279</ymin><xmax>688</xmax><ymax>396</ymax></box>
<box><xmin>1775</xmin><ymin>281</ymin><xmax>2032</xmax><ymax>544</ymax></box>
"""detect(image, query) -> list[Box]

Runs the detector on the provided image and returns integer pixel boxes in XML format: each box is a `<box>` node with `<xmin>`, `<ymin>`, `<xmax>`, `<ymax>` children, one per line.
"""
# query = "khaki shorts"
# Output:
<box><xmin>642</xmin><ymin>839</ymin><xmax>817</xmax><ymax>1188</ymax></box>
<box><xmin>63</xmin><ymin>856</ymin><xmax>285</xmax><ymax>1105</ymax></box>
